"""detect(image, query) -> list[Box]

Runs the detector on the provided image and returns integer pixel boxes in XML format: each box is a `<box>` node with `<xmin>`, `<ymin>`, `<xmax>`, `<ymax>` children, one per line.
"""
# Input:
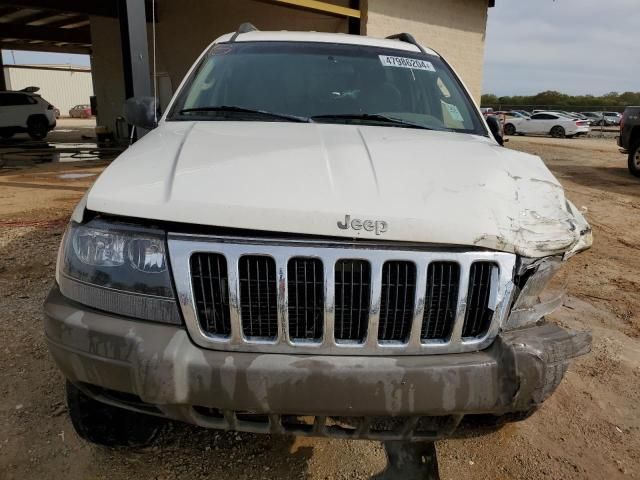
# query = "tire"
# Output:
<box><xmin>629</xmin><ymin>141</ymin><xmax>640</xmax><ymax>178</ymax></box>
<box><xmin>27</xmin><ymin>116</ymin><xmax>49</xmax><ymax>140</ymax></box>
<box><xmin>550</xmin><ymin>126</ymin><xmax>566</xmax><ymax>138</ymax></box>
<box><xmin>504</xmin><ymin>123</ymin><xmax>516</xmax><ymax>136</ymax></box>
<box><xmin>66</xmin><ymin>381</ymin><xmax>163</xmax><ymax>448</ymax></box>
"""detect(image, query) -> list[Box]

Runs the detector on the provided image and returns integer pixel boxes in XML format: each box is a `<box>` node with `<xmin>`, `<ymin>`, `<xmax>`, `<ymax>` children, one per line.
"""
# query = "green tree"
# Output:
<box><xmin>480</xmin><ymin>90</ymin><xmax>640</xmax><ymax>110</ymax></box>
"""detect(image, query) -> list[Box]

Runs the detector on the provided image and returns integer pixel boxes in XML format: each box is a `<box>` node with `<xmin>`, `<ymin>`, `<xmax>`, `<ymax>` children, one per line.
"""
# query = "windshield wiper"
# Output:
<box><xmin>178</xmin><ymin>105</ymin><xmax>311</xmax><ymax>123</ymax></box>
<box><xmin>311</xmin><ymin>113</ymin><xmax>434</xmax><ymax>130</ymax></box>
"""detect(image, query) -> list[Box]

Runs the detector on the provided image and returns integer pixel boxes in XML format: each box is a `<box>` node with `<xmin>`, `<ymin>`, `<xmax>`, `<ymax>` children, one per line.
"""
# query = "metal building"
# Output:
<box><xmin>3</xmin><ymin>64</ymin><xmax>93</xmax><ymax>115</ymax></box>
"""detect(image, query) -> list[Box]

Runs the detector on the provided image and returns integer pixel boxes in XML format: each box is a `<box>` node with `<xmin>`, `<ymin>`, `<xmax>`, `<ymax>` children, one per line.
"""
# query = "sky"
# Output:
<box><xmin>2</xmin><ymin>50</ymin><xmax>89</xmax><ymax>67</ymax></box>
<box><xmin>482</xmin><ymin>0</ymin><xmax>640</xmax><ymax>96</ymax></box>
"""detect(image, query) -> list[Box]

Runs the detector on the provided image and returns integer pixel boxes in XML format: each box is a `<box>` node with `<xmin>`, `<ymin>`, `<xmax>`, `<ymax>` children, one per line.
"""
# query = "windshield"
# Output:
<box><xmin>167</xmin><ymin>41</ymin><xmax>486</xmax><ymax>135</ymax></box>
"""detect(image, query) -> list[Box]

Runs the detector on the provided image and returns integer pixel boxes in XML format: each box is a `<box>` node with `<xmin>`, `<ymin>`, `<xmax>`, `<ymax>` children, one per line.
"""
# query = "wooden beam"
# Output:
<box><xmin>31</xmin><ymin>13</ymin><xmax>89</xmax><ymax>29</ymax></box>
<box><xmin>4</xmin><ymin>63</ymin><xmax>90</xmax><ymax>73</ymax></box>
<box><xmin>0</xmin><ymin>41</ymin><xmax>90</xmax><ymax>54</ymax></box>
<box><xmin>28</xmin><ymin>13</ymin><xmax>80</xmax><ymax>26</ymax></box>
<box><xmin>0</xmin><ymin>0</ymin><xmax>116</xmax><ymax>17</ymax></box>
<box><xmin>255</xmin><ymin>0</ymin><xmax>361</xmax><ymax>18</ymax></box>
<box><xmin>0</xmin><ymin>23</ymin><xmax>90</xmax><ymax>44</ymax></box>
<box><xmin>60</xmin><ymin>19</ymin><xmax>91</xmax><ymax>30</ymax></box>
<box><xmin>4</xmin><ymin>10</ymin><xmax>59</xmax><ymax>24</ymax></box>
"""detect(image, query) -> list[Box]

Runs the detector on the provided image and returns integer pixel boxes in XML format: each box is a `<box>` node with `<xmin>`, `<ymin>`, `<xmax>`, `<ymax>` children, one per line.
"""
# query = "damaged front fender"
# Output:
<box><xmin>474</xmin><ymin>165</ymin><xmax>593</xmax><ymax>259</ymax></box>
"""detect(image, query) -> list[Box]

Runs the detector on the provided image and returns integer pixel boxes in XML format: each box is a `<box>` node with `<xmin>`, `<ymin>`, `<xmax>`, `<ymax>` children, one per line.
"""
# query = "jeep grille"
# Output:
<box><xmin>170</xmin><ymin>235</ymin><xmax>515</xmax><ymax>355</ymax></box>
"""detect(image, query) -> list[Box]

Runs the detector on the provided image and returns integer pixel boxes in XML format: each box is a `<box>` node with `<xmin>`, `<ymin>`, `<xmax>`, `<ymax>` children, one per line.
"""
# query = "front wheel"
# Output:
<box><xmin>504</xmin><ymin>123</ymin><xmax>516</xmax><ymax>136</ymax></box>
<box><xmin>629</xmin><ymin>142</ymin><xmax>640</xmax><ymax>178</ymax></box>
<box><xmin>550</xmin><ymin>126</ymin><xmax>566</xmax><ymax>138</ymax></box>
<box><xmin>66</xmin><ymin>381</ymin><xmax>163</xmax><ymax>448</ymax></box>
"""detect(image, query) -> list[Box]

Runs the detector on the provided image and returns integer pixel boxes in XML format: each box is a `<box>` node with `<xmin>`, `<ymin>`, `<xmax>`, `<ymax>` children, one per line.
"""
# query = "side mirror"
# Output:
<box><xmin>123</xmin><ymin>96</ymin><xmax>158</xmax><ymax>130</ymax></box>
<box><xmin>486</xmin><ymin>115</ymin><xmax>504</xmax><ymax>146</ymax></box>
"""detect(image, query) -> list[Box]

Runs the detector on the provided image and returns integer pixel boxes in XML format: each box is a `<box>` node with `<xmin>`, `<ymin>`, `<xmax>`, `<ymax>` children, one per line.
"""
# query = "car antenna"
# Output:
<box><xmin>230</xmin><ymin>22</ymin><xmax>259</xmax><ymax>42</ymax></box>
<box><xmin>386</xmin><ymin>33</ymin><xmax>427</xmax><ymax>54</ymax></box>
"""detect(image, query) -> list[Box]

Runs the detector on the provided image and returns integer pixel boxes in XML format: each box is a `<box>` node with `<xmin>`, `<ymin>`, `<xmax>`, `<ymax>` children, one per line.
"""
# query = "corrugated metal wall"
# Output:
<box><xmin>4</xmin><ymin>66</ymin><xmax>94</xmax><ymax>116</ymax></box>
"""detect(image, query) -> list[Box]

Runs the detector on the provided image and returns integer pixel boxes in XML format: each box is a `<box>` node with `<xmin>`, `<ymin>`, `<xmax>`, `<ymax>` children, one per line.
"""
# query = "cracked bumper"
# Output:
<box><xmin>44</xmin><ymin>286</ymin><xmax>591</xmax><ymax>436</ymax></box>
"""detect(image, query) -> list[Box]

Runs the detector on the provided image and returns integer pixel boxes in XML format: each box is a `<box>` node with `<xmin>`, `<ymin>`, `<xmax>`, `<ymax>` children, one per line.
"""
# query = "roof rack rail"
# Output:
<box><xmin>230</xmin><ymin>22</ymin><xmax>259</xmax><ymax>42</ymax></box>
<box><xmin>385</xmin><ymin>33</ymin><xmax>426</xmax><ymax>54</ymax></box>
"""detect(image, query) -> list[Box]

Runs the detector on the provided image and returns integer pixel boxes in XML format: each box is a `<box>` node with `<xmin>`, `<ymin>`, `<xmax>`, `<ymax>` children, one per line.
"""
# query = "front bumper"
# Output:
<box><xmin>44</xmin><ymin>286</ymin><xmax>591</xmax><ymax>440</ymax></box>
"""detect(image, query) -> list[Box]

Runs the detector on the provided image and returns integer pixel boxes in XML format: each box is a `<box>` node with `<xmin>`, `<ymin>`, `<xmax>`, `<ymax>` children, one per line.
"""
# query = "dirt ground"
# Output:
<box><xmin>1</xmin><ymin>132</ymin><xmax>639</xmax><ymax>479</ymax></box>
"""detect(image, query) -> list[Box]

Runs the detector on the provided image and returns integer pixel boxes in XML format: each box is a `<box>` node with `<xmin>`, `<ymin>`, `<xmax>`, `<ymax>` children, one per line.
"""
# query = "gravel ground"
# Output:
<box><xmin>0</xmin><ymin>134</ymin><xmax>638</xmax><ymax>479</ymax></box>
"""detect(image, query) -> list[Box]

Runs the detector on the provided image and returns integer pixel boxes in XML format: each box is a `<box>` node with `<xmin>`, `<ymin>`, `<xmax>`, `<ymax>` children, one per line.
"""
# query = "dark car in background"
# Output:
<box><xmin>581</xmin><ymin>112</ymin><xmax>603</xmax><ymax>125</ymax></box>
<box><xmin>618</xmin><ymin>106</ymin><xmax>640</xmax><ymax>177</ymax></box>
<box><xmin>68</xmin><ymin>104</ymin><xmax>92</xmax><ymax>118</ymax></box>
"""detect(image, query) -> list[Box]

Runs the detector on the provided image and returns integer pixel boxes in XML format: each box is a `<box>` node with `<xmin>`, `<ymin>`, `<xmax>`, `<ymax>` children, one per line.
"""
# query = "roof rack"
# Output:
<box><xmin>385</xmin><ymin>33</ymin><xmax>426</xmax><ymax>54</ymax></box>
<box><xmin>230</xmin><ymin>22</ymin><xmax>259</xmax><ymax>42</ymax></box>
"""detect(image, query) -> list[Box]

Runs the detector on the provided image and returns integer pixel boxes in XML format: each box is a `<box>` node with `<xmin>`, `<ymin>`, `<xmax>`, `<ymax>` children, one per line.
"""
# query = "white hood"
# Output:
<box><xmin>87</xmin><ymin>121</ymin><xmax>591</xmax><ymax>258</ymax></box>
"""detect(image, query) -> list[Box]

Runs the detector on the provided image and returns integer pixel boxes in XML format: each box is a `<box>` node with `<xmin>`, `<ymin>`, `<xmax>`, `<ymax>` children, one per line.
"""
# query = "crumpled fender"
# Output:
<box><xmin>496</xmin><ymin>323</ymin><xmax>592</xmax><ymax>409</ymax></box>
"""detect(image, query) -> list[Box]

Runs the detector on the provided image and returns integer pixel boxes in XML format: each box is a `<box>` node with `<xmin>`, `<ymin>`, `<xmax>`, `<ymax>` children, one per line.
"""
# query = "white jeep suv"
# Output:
<box><xmin>0</xmin><ymin>89</ymin><xmax>57</xmax><ymax>140</ymax></box>
<box><xmin>44</xmin><ymin>27</ymin><xmax>592</xmax><ymax>448</ymax></box>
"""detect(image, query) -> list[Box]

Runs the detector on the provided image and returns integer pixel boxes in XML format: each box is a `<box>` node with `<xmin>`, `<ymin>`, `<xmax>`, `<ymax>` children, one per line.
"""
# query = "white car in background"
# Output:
<box><xmin>504</xmin><ymin>112</ymin><xmax>590</xmax><ymax>138</ymax></box>
<box><xmin>0</xmin><ymin>89</ymin><xmax>57</xmax><ymax>140</ymax></box>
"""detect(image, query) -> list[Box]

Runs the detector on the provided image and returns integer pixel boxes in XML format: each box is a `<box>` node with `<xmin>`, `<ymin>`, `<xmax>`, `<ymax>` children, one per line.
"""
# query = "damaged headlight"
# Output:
<box><xmin>505</xmin><ymin>256</ymin><xmax>568</xmax><ymax>330</ymax></box>
<box><xmin>56</xmin><ymin>219</ymin><xmax>181</xmax><ymax>324</ymax></box>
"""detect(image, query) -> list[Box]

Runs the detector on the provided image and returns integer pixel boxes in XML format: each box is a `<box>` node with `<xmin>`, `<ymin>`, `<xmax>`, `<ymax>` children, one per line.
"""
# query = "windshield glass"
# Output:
<box><xmin>167</xmin><ymin>41</ymin><xmax>486</xmax><ymax>135</ymax></box>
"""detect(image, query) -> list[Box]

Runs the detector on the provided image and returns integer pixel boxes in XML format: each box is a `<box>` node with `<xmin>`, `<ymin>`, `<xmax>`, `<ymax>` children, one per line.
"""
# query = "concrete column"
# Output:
<box><xmin>118</xmin><ymin>0</ymin><xmax>152</xmax><ymax>99</ymax></box>
<box><xmin>0</xmin><ymin>52</ymin><xmax>7</xmax><ymax>91</ymax></box>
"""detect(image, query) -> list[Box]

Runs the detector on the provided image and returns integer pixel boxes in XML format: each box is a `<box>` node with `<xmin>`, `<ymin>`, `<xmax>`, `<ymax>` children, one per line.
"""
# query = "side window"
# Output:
<box><xmin>7</xmin><ymin>94</ymin><xmax>21</xmax><ymax>106</ymax></box>
<box><xmin>0</xmin><ymin>93</ymin><xmax>33</xmax><ymax>106</ymax></box>
<box><xmin>532</xmin><ymin>113</ymin><xmax>555</xmax><ymax>120</ymax></box>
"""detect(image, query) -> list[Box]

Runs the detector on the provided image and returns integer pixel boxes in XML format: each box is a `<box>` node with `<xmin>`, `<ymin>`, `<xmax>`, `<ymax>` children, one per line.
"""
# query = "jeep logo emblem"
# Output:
<box><xmin>337</xmin><ymin>215</ymin><xmax>388</xmax><ymax>235</ymax></box>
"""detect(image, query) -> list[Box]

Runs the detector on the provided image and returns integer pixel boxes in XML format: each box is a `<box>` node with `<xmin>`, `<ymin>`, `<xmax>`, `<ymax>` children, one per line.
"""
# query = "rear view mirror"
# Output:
<box><xmin>124</xmin><ymin>96</ymin><xmax>158</xmax><ymax>130</ymax></box>
<box><xmin>486</xmin><ymin>115</ymin><xmax>504</xmax><ymax>146</ymax></box>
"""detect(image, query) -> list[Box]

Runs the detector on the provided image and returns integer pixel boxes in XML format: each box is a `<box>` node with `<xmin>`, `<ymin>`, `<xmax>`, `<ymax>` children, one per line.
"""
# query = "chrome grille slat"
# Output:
<box><xmin>366</xmin><ymin>259</ymin><xmax>384</xmax><ymax>348</ymax></box>
<box><xmin>226</xmin><ymin>253</ymin><xmax>242</xmax><ymax>344</ymax></box>
<box><xmin>168</xmin><ymin>235</ymin><xmax>516</xmax><ymax>356</ymax></box>
<box><xmin>275</xmin><ymin>255</ymin><xmax>287</xmax><ymax>344</ymax></box>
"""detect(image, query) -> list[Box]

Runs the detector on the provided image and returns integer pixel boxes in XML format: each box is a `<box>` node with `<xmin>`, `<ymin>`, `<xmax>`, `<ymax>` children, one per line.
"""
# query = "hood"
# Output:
<box><xmin>87</xmin><ymin>121</ymin><xmax>591</xmax><ymax>258</ymax></box>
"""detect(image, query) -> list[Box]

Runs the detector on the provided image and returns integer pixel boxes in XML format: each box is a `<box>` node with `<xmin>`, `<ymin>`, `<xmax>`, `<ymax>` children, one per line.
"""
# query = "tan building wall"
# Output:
<box><xmin>155</xmin><ymin>0</ymin><xmax>350</xmax><ymax>97</ymax></box>
<box><xmin>363</xmin><ymin>0</ymin><xmax>489</xmax><ymax>102</ymax></box>
<box><xmin>4</xmin><ymin>66</ymin><xmax>93</xmax><ymax>115</ymax></box>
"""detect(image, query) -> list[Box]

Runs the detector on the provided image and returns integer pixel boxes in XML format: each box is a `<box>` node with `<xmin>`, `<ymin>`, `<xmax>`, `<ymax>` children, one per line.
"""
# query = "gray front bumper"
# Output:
<box><xmin>44</xmin><ymin>287</ymin><xmax>591</xmax><ymax>438</ymax></box>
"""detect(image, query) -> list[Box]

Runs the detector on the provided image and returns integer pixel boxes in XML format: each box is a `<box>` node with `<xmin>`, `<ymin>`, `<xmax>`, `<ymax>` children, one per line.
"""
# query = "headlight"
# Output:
<box><xmin>57</xmin><ymin>219</ymin><xmax>181</xmax><ymax>324</ymax></box>
<box><xmin>505</xmin><ymin>256</ymin><xmax>568</xmax><ymax>330</ymax></box>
